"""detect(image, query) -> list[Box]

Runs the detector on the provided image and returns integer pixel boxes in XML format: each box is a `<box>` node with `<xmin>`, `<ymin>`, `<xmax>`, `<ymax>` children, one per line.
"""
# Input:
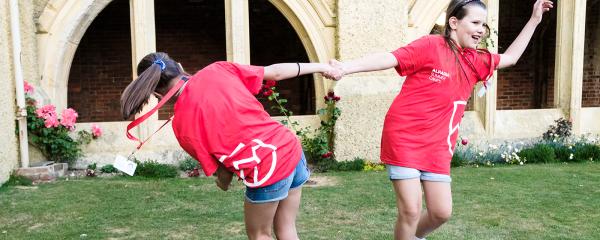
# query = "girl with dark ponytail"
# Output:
<box><xmin>121</xmin><ymin>52</ymin><xmax>339</xmax><ymax>239</ymax></box>
<box><xmin>323</xmin><ymin>0</ymin><xmax>553</xmax><ymax>239</ymax></box>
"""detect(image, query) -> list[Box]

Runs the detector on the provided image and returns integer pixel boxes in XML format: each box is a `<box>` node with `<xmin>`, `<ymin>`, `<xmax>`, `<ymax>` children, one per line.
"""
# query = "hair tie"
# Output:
<box><xmin>153</xmin><ymin>59</ymin><xmax>166</xmax><ymax>71</ymax></box>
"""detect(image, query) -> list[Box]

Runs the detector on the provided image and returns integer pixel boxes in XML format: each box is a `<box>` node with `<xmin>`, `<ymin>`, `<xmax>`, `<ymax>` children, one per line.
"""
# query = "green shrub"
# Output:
<box><xmin>573</xmin><ymin>143</ymin><xmax>600</xmax><ymax>162</ymax></box>
<box><xmin>452</xmin><ymin>151</ymin><xmax>469</xmax><ymax>167</ymax></box>
<box><xmin>518</xmin><ymin>144</ymin><xmax>556</xmax><ymax>163</ymax></box>
<box><xmin>134</xmin><ymin>160</ymin><xmax>178</xmax><ymax>178</ymax></box>
<box><xmin>313</xmin><ymin>158</ymin><xmax>365</xmax><ymax>172</ymax></box>
<box><xmin>178</xmin><ymin>157</ymin><xmax>199</xmax><ymax>171</ymax></box>
<box><xmin>4</xmin><ymin>174</ymin><xmax>33</xmax><ymax>187</ymax></box>
<box><xmin>333</xmin><ymin>158</ymin><xmax>365</xmax><ymax>171</ymax></box>
<box><xmin>542</xmin><ymin>118</ymin><xmax>572</xmax><ymax>142</ymax></box>
<box><xmin>100</xmin><ymin>164</ymin><xmax>118</xmax><ymax>173</ymax></box>
<box><xmin>552</xmin><ymin>145</ymin><xmax>572</xmax><ymax>162</ymax></box>
<box><xmin>87</xmin><ymin>163</ymin><xmax>97</xmax><ymax>170</ymax></box>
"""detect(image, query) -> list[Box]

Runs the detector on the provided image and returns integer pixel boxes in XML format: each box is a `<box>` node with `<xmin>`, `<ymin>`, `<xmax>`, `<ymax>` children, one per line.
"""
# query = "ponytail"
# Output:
<box><xmin>120</xmin><ymin>52</ymin><xmax>182</xmax><ymax>119</ymax></box>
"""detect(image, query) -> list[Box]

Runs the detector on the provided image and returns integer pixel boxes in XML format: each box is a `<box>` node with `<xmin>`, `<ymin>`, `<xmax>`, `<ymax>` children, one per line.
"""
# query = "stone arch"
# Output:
<box><xmin>37</xmin><ymin>0</ymin><xmax>335</xmax><ymax>111</ymax></box>
<box><xmin>37</xmin><ymin>0</ymin><xmax>112</xmax><ymax>111</ymax></box>
<box><xmin>268</xmin><ymin>0</ymin><xmax>336</xmax><ymax>106</ymax></box>
<box><xmin>406</xmin><ymin>0</ymin><xmax>451</xmax><ymax>42</ymax></box>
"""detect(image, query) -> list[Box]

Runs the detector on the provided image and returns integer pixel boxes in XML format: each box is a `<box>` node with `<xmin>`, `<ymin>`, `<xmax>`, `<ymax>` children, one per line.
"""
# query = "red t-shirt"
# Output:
<box><xmin>381</xmin><ymin>35</ymin><xmax>500</xmax><ymax>174</ymax></box>
<box><xmin>171</xmin><ymin>61</ymin><xmax>302</xmax><ymax>188</ymax></box>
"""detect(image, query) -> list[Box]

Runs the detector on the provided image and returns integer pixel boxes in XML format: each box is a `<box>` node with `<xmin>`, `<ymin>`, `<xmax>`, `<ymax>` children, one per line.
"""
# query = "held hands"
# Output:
<box><xmin>322</xmin><ymin>59</ymin><xmax>346</xmax><ymax>81</ymax></box>
<box><xmin>531</xmin><ymin>0</ymin><xmax>554</xmax><ymax>24</ymax></box>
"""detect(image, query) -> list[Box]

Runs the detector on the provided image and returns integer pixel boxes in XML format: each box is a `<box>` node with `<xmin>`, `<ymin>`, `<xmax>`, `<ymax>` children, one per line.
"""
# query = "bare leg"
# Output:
<box><xmin>273</xmin><ymin>187</ymin><xmax>302</xmax><ymax>240</ymax></box>
<box><xmin>391</xmin><ymin>178</ymin><xmax>423</xmax><ymax>240</ymax></box>
<box><xmin>244</xmin><ymin>200</ymin><xmax>279</xmax><ymax>240</ymax></box>
<box><xmin>415</xmin><ymin>181</ymin><xmax>452</xmax><ymax>238</ymax></box>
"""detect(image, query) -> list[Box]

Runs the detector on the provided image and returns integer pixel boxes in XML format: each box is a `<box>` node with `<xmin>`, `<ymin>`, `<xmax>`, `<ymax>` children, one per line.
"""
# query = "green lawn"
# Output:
<box><xmin>1</xmin><ymin>162</ymin><xmax>599</xmax><ymax>239</ymax></box>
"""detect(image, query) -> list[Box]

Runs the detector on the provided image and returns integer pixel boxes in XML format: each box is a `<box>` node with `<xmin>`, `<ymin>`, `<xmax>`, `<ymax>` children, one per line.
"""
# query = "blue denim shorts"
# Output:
<box><xmin>386</xmin><ymin>165</ymin><xmax>452</xmax><ymax>183</ymax></box>
<box><xmin>245</xmin><ymin>152</ymin><xmax>310</xmax><ymax>204</ymax></box>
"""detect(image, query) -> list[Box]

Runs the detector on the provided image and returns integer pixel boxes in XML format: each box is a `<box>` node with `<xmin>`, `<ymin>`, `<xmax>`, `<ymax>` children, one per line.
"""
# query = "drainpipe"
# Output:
<box><xmin>10</xmin><ymin>0</ymin><xmax>30</xmax><ymax>168</ymax></box>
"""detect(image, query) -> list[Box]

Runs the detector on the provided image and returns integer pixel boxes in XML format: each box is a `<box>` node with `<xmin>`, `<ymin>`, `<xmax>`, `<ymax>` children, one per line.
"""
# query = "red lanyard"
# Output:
<box><xmin>126</xmin><ymin>79</ymin><xmax>186</xmax><ymax>150</ymax></box>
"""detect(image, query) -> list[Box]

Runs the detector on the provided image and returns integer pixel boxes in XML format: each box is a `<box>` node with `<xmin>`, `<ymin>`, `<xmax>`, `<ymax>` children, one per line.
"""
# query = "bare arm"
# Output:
<box><xmin>498</xmin><ymin>0</ymin><xmax>553</xmax><ymax>69</ymax></box>
<box><xmin>214</xmin><ymin>165</ymin><xmax>233</xmax><ymax>191</ymax></box>
<box><xmin>263</xmin><ymin>63</ymin><xmax>335</xmax><ymax>81</ymax></box>
<box><xmin>335</xmin><ymin>52</ymin><xmax>398</xmax><ymax>76</ymax></box>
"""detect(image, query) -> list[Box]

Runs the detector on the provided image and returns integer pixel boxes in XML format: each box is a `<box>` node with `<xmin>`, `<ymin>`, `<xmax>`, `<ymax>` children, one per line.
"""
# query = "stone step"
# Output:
<box><xmin>15</xmin><ymin>163</ymin><xmax>68</xmax><ymax>182</ymax></box>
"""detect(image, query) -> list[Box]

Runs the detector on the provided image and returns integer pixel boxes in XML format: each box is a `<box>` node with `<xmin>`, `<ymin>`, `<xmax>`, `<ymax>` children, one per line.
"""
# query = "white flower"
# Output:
<box><xmin>519</xmin><ymin>162</ymin><xmax>524</xmax><ymax>165</ymax></box>
<box><xmin>569</xmin><ymin>154</ymin><xmax>574</xmax><ymax>160</ymax></box>
<box><xmin>501</xmin><ymin>154</ymin><xmax>506</xmax><ymax>158</ymax></box>
<box><xmin>508</xmin><ymin>145</ymin><xmax>513</xmax><ymax>150</ymax></box>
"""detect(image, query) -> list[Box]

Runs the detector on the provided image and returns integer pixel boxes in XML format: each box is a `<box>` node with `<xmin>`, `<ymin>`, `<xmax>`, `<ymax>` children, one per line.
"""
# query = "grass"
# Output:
<box><xmin>1</xmin><ymin>162</ymin><xmax>599</xmax><ymax>239</ymax></box>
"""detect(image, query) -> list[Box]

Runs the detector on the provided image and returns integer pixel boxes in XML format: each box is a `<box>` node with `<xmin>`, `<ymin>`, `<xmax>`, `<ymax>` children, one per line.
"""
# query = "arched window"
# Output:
<box><xmin>69</xmin><ymin>0</ymin><xmax>315</xmax><ymax>122</ymax></box>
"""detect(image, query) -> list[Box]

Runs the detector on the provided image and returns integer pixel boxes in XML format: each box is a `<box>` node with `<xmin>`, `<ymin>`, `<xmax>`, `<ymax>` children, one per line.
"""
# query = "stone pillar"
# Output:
<box><xmin>225</xmin><ymin>0</ymin><xmax>250</xmax><ymax>64</ymax></box>
<box><xmin>129</xmin><ymin>0</ymin><xmax>157</xmax><ymax>140</ymax></box>
<box><xmin>333</xmin><ymin>0</ymin><xmax>407</xmax><ymax>161</ymax></box>
<box><xmin>0</xmin><ymin>0</ymin><xmax>20</xmax><ymax>184</ymax></box>
<box><xmin>555</xmin><ymin>0</ymin><xmax>587</xmax><ymax>134</ymax></box>
<box><xmin>482</xmin><ymin>0</ymin><xmax>499</xmax><ymax>136</ymax></box>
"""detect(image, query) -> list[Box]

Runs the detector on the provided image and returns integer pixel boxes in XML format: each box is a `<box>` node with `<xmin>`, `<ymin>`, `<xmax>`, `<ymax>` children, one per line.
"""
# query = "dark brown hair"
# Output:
<box><xmin>442</xmin><ymin>0</ymin><xmax>489</xmax><ymax>82</ymax></box>
<box><xmin>120</xmin><ymin>52</ymin><xmax>183</xmax><ymax>119</ymax></box>
<box><xmin>443</xmin><ymin>0</ymin><xmax>489</xmax><ymax>51</ymax></box>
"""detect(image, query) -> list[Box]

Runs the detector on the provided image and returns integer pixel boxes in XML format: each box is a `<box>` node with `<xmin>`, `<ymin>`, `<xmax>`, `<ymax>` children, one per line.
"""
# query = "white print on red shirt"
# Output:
<box><xmin>447</xmin><ymin>100</ymin><xmax>467</xmax><ymax>156</ymax></box>
<box><xmin>218</xmin><ymin>139</ymin><xmax>278</xmax><ymax>187</ymax></box>
<box><xmin>429</xmin><ymin>68</ymin><xmax>450</xmax><ymax>83</ymax></box>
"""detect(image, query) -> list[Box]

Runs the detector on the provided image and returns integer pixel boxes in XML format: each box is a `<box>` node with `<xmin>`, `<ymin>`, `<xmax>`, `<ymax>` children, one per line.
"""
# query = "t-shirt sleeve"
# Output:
<box><xmin>231</xmin><ymin>63</ymin><xmax>265</xmax><ymax>95</ymax></box>
<box><xmin>391</xmin><ymin>36</ymin><xmax>432</xmax><ymax>76</ymax></box>
<box><xmin>475</xmin><ymin>51</ymin><xmax>501</xmax><ymax>82</ymax></box>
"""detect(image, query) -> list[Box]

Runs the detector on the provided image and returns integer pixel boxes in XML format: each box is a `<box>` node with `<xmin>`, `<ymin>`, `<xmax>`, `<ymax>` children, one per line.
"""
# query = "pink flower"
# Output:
<box><xmin>461</xmin><ymin>138</ymin><xmax>469</xmax><ymax>146</ymax></box>
<box><xmin>327</xmin><ymin>91</ymin><xmax>335</xmax><ymax>98</ymax></box>
<box><xmin>333</xmin><ymin>96</ymin><xmax>341</xmax><ymax>102</ymax></box>
<box><xmin>36</xmin><ymin>104</ymin><xmax>56</xmax><ymax>119</ymax></box>
<box><xmin>60</xmin><ymin>108</ymin><xmax>78</xmax><ymax>130</ymax></box>
<box><xmin>263</xmin><ymin>89</ymin><xmax>273</xmax><ymax>97</ymax></box>
<box><xmin>91</xmin><ymin>124</ymin><xmax>102</xmax><ymax>138</ymax></box>
<box><xmin>44</xmin><ymin>114</ymin><xmax>59</xmax><ymax>128</ymax></box>
<box><xmin>24</xmin><ymin>81</ymin><xmax>34</xmax><ymax>95</ymax></box>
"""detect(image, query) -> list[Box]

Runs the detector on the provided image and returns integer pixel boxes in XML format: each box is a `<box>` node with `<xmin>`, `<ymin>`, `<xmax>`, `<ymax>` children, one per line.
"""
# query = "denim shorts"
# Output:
<box><xmin>386</xmin><ymin>165</ymin><xmax>452</xmax><ymax>183</ymax></box>
<box><xmin>245</xmin><ymin>152</ymin><xmax>310</xmax><ymax>204</ymax></box>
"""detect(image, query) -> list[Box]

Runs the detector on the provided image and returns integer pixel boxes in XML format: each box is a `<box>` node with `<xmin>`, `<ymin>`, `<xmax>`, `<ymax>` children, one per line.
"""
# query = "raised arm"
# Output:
<box><xmin>498</xmin><ymin>0</ymin><xmax>553</xmax><ymax>69</ymax></box>
<box><xmin>263</xmin><ymin>63</ymin><xmax>336</xmax><ymax>81</ymax></box>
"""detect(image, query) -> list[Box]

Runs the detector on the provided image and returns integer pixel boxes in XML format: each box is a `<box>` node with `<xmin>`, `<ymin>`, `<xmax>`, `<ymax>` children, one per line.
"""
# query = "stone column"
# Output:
<box><xmin>225</xmin><ymin>0</ymin><xmax>250</xmax><ymax>64</ymax></box>
<box><xmin>555</xmin><ymin>0</ymin><xmax>587</xmax><ymax>134</ymax></box>
<box><xmin>129</xmin><ymin>0</ymin><xmax>157</xmax><ymax>140</ymax></box>
<box><xmin>333</xmin><ymin>0</ymin><xmax>407</xmax><ymax>161</ymax></box>
<box><xmin>482</xmin><ymin>0</ymin><xmax>499</xmax><ymax>136</ymax></box>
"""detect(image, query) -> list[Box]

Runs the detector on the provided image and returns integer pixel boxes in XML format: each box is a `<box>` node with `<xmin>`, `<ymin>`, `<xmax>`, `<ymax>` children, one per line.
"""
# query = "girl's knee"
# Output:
<box><xmin>398</xmin><ymin>206</ymin><xmax>421</xmax><ymax>223</ymax></box>
<box><xmin>429</xmin><ymin>208</ymin><xmax>452</xmax><ymax>223</ymax></box>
